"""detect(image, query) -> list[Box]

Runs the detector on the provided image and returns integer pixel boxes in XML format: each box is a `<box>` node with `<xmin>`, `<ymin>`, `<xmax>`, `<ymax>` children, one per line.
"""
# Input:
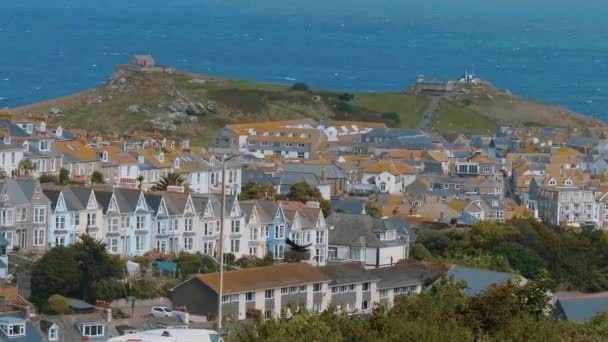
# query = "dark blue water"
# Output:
<box><xmin>1</xmin><ymin>0</ymin><xmax>607</xmax><ymax>120</ymax></box>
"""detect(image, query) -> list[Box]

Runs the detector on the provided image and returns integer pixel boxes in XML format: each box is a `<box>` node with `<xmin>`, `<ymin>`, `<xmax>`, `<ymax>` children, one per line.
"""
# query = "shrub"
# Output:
<box><xmin>39</xmin><ymin>174</ymin><xmax>58</xmax><ymax>184</ymax></box>
<box><xmin>290</xmin><ymin>82</ymin><xmax>310</xmax><ymax>92</ymax></box>
<box><xmin>44</xmin><ymin>294</ymin><xmax>70</xmax><ymax>315</ymax></box>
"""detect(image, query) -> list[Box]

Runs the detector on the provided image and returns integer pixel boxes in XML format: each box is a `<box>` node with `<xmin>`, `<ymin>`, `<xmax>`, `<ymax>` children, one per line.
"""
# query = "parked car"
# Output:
<box><xmin>151</xmin><ymin>306</ymin><xmax>173</xmax><ymax>317</ymax></box>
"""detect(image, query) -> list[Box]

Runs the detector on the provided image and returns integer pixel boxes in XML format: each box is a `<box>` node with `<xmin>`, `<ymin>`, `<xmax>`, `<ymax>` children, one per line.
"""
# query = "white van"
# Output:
<box><xmin>107</xmin><ymin>329</ymin><xmax>222</xmax><ymax>342</ymax></box>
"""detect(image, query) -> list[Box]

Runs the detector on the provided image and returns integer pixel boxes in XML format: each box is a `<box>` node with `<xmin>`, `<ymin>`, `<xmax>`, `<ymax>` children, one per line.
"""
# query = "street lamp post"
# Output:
<box><xmin>216</xmin><ymin>153</ymin><xmax>242</xmax><ymax>332</ymax></box>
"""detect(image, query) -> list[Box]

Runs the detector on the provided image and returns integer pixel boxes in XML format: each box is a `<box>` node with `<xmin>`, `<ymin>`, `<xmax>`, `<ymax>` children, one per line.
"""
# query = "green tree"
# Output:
<box><xmin>43</xmin><ymin>294</ymin><xmax>71</xmax><ymax>315</ymax></box>
<box><xmin>286</xmin><ymin>182</ymin><xmax>331</xmax><ymax>217</ymax></box>
<box><xmin>365</xmin><ymin>204</ymin><xmax>381</xmax><ymax>218</ymax></box>
<box><xmin>174</xmin><ymin>252</ymin><xmax>217</xmax><ymax>277</ymax></box>
<box><xmin>151</xmin><ymin>172</ymin><xmax>186</xmax><ymax>191</ymax></box>
<box><xmin>59</xmin><ymin>167</ymin><xmax>70</xmax><ymax>185</ymax></box>
<box><xmin>17</xmin><ymin>159</ymin><xmax>36</xmax><ymax>176</ymax></box>
<box><xmin>73</xmin><ymin>235</ymin><xmax>125</xmax><ymax>302</ymax></box>
<box><xmin>90</xmin><ymin>171</ymin><xmax>105</xmax><ymax>184</ymax></box>
<box><xmin>240</xmin><ymin>182</ymin><xmax>276</xmax><ymax>200</ymax></box>
<box><xmin>30</xmin><ymin>247</ymin><xmax>81</xmax><ymax>308</ymax></box>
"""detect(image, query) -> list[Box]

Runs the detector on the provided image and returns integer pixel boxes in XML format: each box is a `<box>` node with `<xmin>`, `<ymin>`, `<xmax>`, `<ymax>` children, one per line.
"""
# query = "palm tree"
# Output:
<box><xmin>151</xmin><ymin>172</ymin><xmax>186</xmax><ymax>191</ymax></box>
<box><xmin>17</xmin><ymin>159</ymin><xmax>36</xmax><ymax>176</ymax></box>
<box><xmin>136</xmin><ymin>176</ymin><xmax>145</xmax><ymax>190</ymax></box>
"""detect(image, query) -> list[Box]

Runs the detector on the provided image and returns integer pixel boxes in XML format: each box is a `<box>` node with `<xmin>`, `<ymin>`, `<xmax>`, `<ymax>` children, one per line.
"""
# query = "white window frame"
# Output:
<box><xmin>34</xmin><ymin>207</ymin><xmax>46</xmax><ymax>224</ymax></box>
<box><xmin>33</xmin><ymin>228</ymin><xmax>45</xmax><ymax>246</ymax></box>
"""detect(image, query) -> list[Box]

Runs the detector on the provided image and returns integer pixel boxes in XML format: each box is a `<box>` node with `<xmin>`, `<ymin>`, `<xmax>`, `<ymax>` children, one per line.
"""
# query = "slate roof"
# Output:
<box><xmin>0</xmin><ymin>313</ymin><xmax>42</xmax><ymax>342</ymax></box>
<box><xmin>320</xmin><ymin>262</ymin><xmax>380</xmax><ymax>286</ymax></box>
<box><xmin>0</xmin><ymin>119</ymin><xmax>29</xmax><ymax>137</ymax></box>
<box><xmin>241</xmin><ymin>170</ymin><xmax>276</xmax><ymax>186</ymax></box>
<box><xmin>444</xmin><ymin>265</ymin><xmax>518</xmax><ymax>296</ymax></box>
<box><xmin>193</xmin><ymin>262</ymin><xmax>329</xmax><ymax>294</ymax></box>
<box><xmin>555</xmin><ymin>292</ymin><xmax>608</xmax><ymax>321</ymax></box>
<box><xmin>326</xmin><ymin>213</ymin><xmax>407</xmax><ymax>248</ymax></box>
<box><xmin>369</xmin><ymin>261</ymin><xmax>446</xmax><ymax>289</ymax></box>
<box><xmin>330</xmin><ymin>199</ymin><xmax>366</xmax><ymax>215</ymax></box>
<box><xmin>281</xmin><ymin>164</ymin><xmax>345</xmax><ymax>179</ymax></box>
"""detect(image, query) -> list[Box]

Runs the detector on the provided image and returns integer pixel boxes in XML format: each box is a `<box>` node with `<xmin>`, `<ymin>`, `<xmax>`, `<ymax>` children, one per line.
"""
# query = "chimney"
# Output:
<box><xmin>321</xmin><ymin>167</ymin><xmax>327</xmax><ymax>182</ymax></box>
<box><xmin>167</xmin><ymin>185</ymin><xmax>185</xmax><ymax>193</ymax></box>
<box><xmin>96</xmin><ymin>300</ymin><xmax>112</xmax><ymax>322</ymax></box>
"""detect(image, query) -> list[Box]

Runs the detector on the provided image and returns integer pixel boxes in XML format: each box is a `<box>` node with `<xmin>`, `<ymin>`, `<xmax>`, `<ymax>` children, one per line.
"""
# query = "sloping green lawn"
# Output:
<box><xmin>354</xmin><ymin>92</ymin><xmax>430</xmax><ymax>128</ymax></box>
<box><xmin>431</xmin><ymin>100</ymin><xmax>498</xmax><ymax>133</ymax></box>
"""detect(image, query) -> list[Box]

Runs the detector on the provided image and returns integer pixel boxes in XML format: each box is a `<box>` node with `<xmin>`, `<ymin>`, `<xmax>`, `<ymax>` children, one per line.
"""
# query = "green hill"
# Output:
<box><xmin>10</xmin><ymin>70</ymin><xmax>603</xmax><ymax>147</ymax></box>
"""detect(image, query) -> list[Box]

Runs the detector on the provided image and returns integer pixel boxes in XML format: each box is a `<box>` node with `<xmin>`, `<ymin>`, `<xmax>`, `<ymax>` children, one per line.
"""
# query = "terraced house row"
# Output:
<box><xmin>0</xmin><ymin>180</ymin><xmax>329</xmax><ymax>265</ymax></box>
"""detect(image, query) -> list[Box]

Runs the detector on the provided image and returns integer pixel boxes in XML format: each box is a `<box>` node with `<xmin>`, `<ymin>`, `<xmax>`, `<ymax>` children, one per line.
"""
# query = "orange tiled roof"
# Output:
<box><xmin>385</xmin><ymin>150</ymin><xmax>423</xmax><ymax>159</ymax></box>
<box><xmin>425</xmin><ymin>151</ymin><xmax>448</xmax><ymax>162</ymax></box>
<box><xmin>363</xmin><ymin>161</ymin><xmax>416</xmax><ymax>175</ymax></box>
<box><xmin>196</xmin><ymin>262</ymin><xmax>327</xmax><ymax>294</ymax></box>
<box><xmin>130</xmin><ymin>149</ymin><xmax>172</xmax><ymax>168</ymax></box>
<box><xmin>95</xmin><ymin>145</ymin><xmax>137</xmax><ymax>165</ymax></box>
<box><xmin>54</xmin><ymin>140</ymin><xmax>98</xmax><ymax>161</ymax></box>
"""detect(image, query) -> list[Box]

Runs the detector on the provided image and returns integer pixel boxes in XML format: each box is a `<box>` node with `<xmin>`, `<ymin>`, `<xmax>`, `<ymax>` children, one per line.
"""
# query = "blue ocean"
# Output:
<box><xmin>1</xmin><ymin>0</ymin><xmax>607</xmax><ymax>120</ymax></box>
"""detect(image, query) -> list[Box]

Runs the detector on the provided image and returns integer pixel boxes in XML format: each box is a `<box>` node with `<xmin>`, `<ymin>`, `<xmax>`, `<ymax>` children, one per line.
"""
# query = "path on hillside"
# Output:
<box><xmin>416</xmin><ymin>95</ymin><xmax>441</xmax><ymax>130</ymax></box>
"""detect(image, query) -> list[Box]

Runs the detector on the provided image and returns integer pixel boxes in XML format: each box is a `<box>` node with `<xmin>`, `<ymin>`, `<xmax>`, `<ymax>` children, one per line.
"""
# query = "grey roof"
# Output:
<box><xmin>0</xmin><ymin>179</ymin><xmax>49</xmax><ymax>206</ymax></box>
<box><xmin>564</xmin><ymin>136</ymin><xmax>597</xmax><ymax>149</ymax></box>
<box><xmin>326</xmin><ymin>213</ymin><xmax>407</xmax><ymax>248</ymax></box>
<box><xmin>456</xmin><ymin>212</ymin><xmax>480</xmax><ymax>225</ymax></box>
<box><xmin>67</xmin><ymin>297</ymin><xmax>95</xmax><ymax>310</ymax></box>
<box><xmin>386</xmin><ymin>217</ymin><xmax>415</xmax><ymax>243</ymax></box>
<box><xmin>114</xmin><ymin>188</ymin><xmax>146</xmax><ymax>213</ymax></box>
<box><xmin>144</xmin><ymin>193</ymin><xmax>164</xmax><ymax>216</ymax></box>
<box><xmin>376</xmin><ymin>136</ymin><xmax>435</xmax><ymax>150</ymax></box>
<box><xmin>0</xmin><ymin>119</ymin><xmax>29</xmax><ymax>137</ymax></box>
<box><xmin>281</xmin><ymin>164</ymin><xmax>345</xmax><ymax>179</ymax></box>
<box><xmin>43</xmin><ymin>188</ymin><xmax>86</xmax><ymax>212</ymax></box>
<box><xmin>42</xmin><ymin>312</ymin><xmax>107</xmax><ymax>341</ymax></box>
<box><xmin>320</xmin><ymin>262</ymin><xmax>380</xmax><ymax>286</ymax></box>
<box><xmin>242</xmin><ymin>170</ymin><xmax>277</xmax><ymax>186</ymax></box>
<box><xmin>239</xmin><ymin>202</ymin><xmax>255</xmax><ymax>222</ymax></box>
<box><xmin>275</xmin><ymin>172</ymin><xmax>325</xmax><ymax>187</ymax></box>
<box><xmin>70</xmin><ymin>187</ymin><xmax>94</xmax><ymax>207</ymax></box>
<box><xmin>0</xmin><ymin>313</ymin><xmax>42</xmax><ymax>342</ymax></box>
<box><xmin>445</xmin><ymin>265</ymin><xmax>517</xmax><ymax>296</ymax></box>
<box><xmin>555</xmin><ymin>293</ymin><xmax>608</xmax><ymax>321</ymax></box>
<box><xmin>162</xmin><ymin>192</ymin><xmax>190</xmax><ymax>216</ymax></box>
<box><xmin>330</xmin><ymin>199</ymin><xmax>366</xmax><ymax>215</ymax></box>
<box><xmin>369</xmin><ymin>262</ymin><xmax>444</xmax><ymax>289</ymax></box>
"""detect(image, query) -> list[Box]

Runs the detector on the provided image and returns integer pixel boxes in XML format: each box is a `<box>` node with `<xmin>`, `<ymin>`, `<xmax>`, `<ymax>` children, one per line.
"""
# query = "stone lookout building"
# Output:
<box><xmin>115</xmin><ymin>55</ymin><xmax>175</xmax><ymax>73</ymax></box>
<box><xmin>414</xmin><ymin>75</ymin><xmax>454</xmax><ymax>93</ymax></box>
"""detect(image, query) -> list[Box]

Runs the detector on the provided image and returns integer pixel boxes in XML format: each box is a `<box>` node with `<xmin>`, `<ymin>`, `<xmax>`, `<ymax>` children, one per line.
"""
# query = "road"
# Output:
<box><xmin>416</xmin><ymin>95</ymin><xmax>441</xmax><ymax>130</ymax></box>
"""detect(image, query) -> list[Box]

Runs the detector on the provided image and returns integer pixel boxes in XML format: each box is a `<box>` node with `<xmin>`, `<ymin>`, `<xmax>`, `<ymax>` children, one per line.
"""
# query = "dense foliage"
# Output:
<box><xmin>415</xmin><ymin>218</ymin><xmax>608</xmax><ymax>291</ymax></box>
<box><xmin>239</xmin><ymin>182</ymin><xmax>276</xmax><ymax>201</ymax></box>
<box><xmin>284</xmin><ymin>182</ymin><xmax>331</xmax><ymax>217</ymax></box>
<box><xmin>230</xmin><ymin>278</ymin><xmax>608</xmax><ymax>342</ymax></box>
<box><xmin>31</xmin><ymin>236</ymin><xmax>125</xmax><ymax>309</ymax></box>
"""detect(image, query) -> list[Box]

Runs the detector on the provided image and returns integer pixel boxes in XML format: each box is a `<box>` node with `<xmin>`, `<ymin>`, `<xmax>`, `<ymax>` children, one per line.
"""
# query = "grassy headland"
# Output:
<box><xmin>9</xmin><ymin>70</ymin><xmax>603</xmax><ymax>147</ymax></box>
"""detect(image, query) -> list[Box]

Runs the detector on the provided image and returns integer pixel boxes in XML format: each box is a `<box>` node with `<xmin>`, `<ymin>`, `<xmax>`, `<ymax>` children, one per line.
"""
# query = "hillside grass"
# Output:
<box><xmin>354</xmin><ymin>92</ymin><xmax>430</xmax><ymax>128</ymax></box>
<box><xmin>431</xmin><ymin>99</ymin><xmax>498</xmax><ymax>134</ymax></box>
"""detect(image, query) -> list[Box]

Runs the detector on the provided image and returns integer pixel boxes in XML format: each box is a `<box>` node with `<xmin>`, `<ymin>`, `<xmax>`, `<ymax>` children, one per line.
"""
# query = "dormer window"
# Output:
<box><xmin>174</xmin><ymin>158</ymin><xmax>180</xmax><ymax>169</ymax></box>
<box><xmin>49</xmin><ymin>325</ymin><xmax>58</xmax><ymax>341</ymax></box>
<box><xmin>39</xmin><ymin>140</ymin><xmax>50</xmax><ymax>151</ymax></box>
<box><xmin>0</xmin><ymin>321</ymin><xmax>26</xmax><ymax>337</ymax></box>
<box><xmin>3</xmin><ymin>136</ymin><xmax>10</xmax><ymax>145</ymax></box>
<box><xmin>23</xmin><ymin>141</ymin><xmax>29</xmax><ymax>151</ymax></box>
<box><xmin>492</xmin><ymin>200</ymin><xmax>499</xmax><ymax>207</ymax></box>
<box><xmin>138</xmin><ymin>156</ymin><xmax>145</xmax><ymax>164</ymax></box>
<box><xmin>40</xmin><ymin>122</ymin><xmax>46</xmax><ymax>132</ymax></box>
<box><xmin>157</xmin><ymin>153</ymin><xmax>164</xmax><ymax>162</ymax></box>
<box><xmin>56</xmin><ymin>127</ymin><xmax>63</xmax><ymax>137</ymax></box>
<box><xmin>548</xmin><ymin>179</ymin><xmax>556</xmax><ymax>186</ymax></box>
<box><xmin>26</xmin><ymin>124</ymin><xmax>33</xmax><ymax>134</ymax></box>
<box><xmin>79</xmin><ymin>323</ymin><xmax>104</xmax><ymax>337</ymax></box>
<box><xmin>564</xmin><ymin>179</ymin><xmax>573</xmax><ymax>186</ymax></box>
<box><xmin>102</xmin><ymin>151</ymin><xmax>109</xmax><ymax>162</ymax></box>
